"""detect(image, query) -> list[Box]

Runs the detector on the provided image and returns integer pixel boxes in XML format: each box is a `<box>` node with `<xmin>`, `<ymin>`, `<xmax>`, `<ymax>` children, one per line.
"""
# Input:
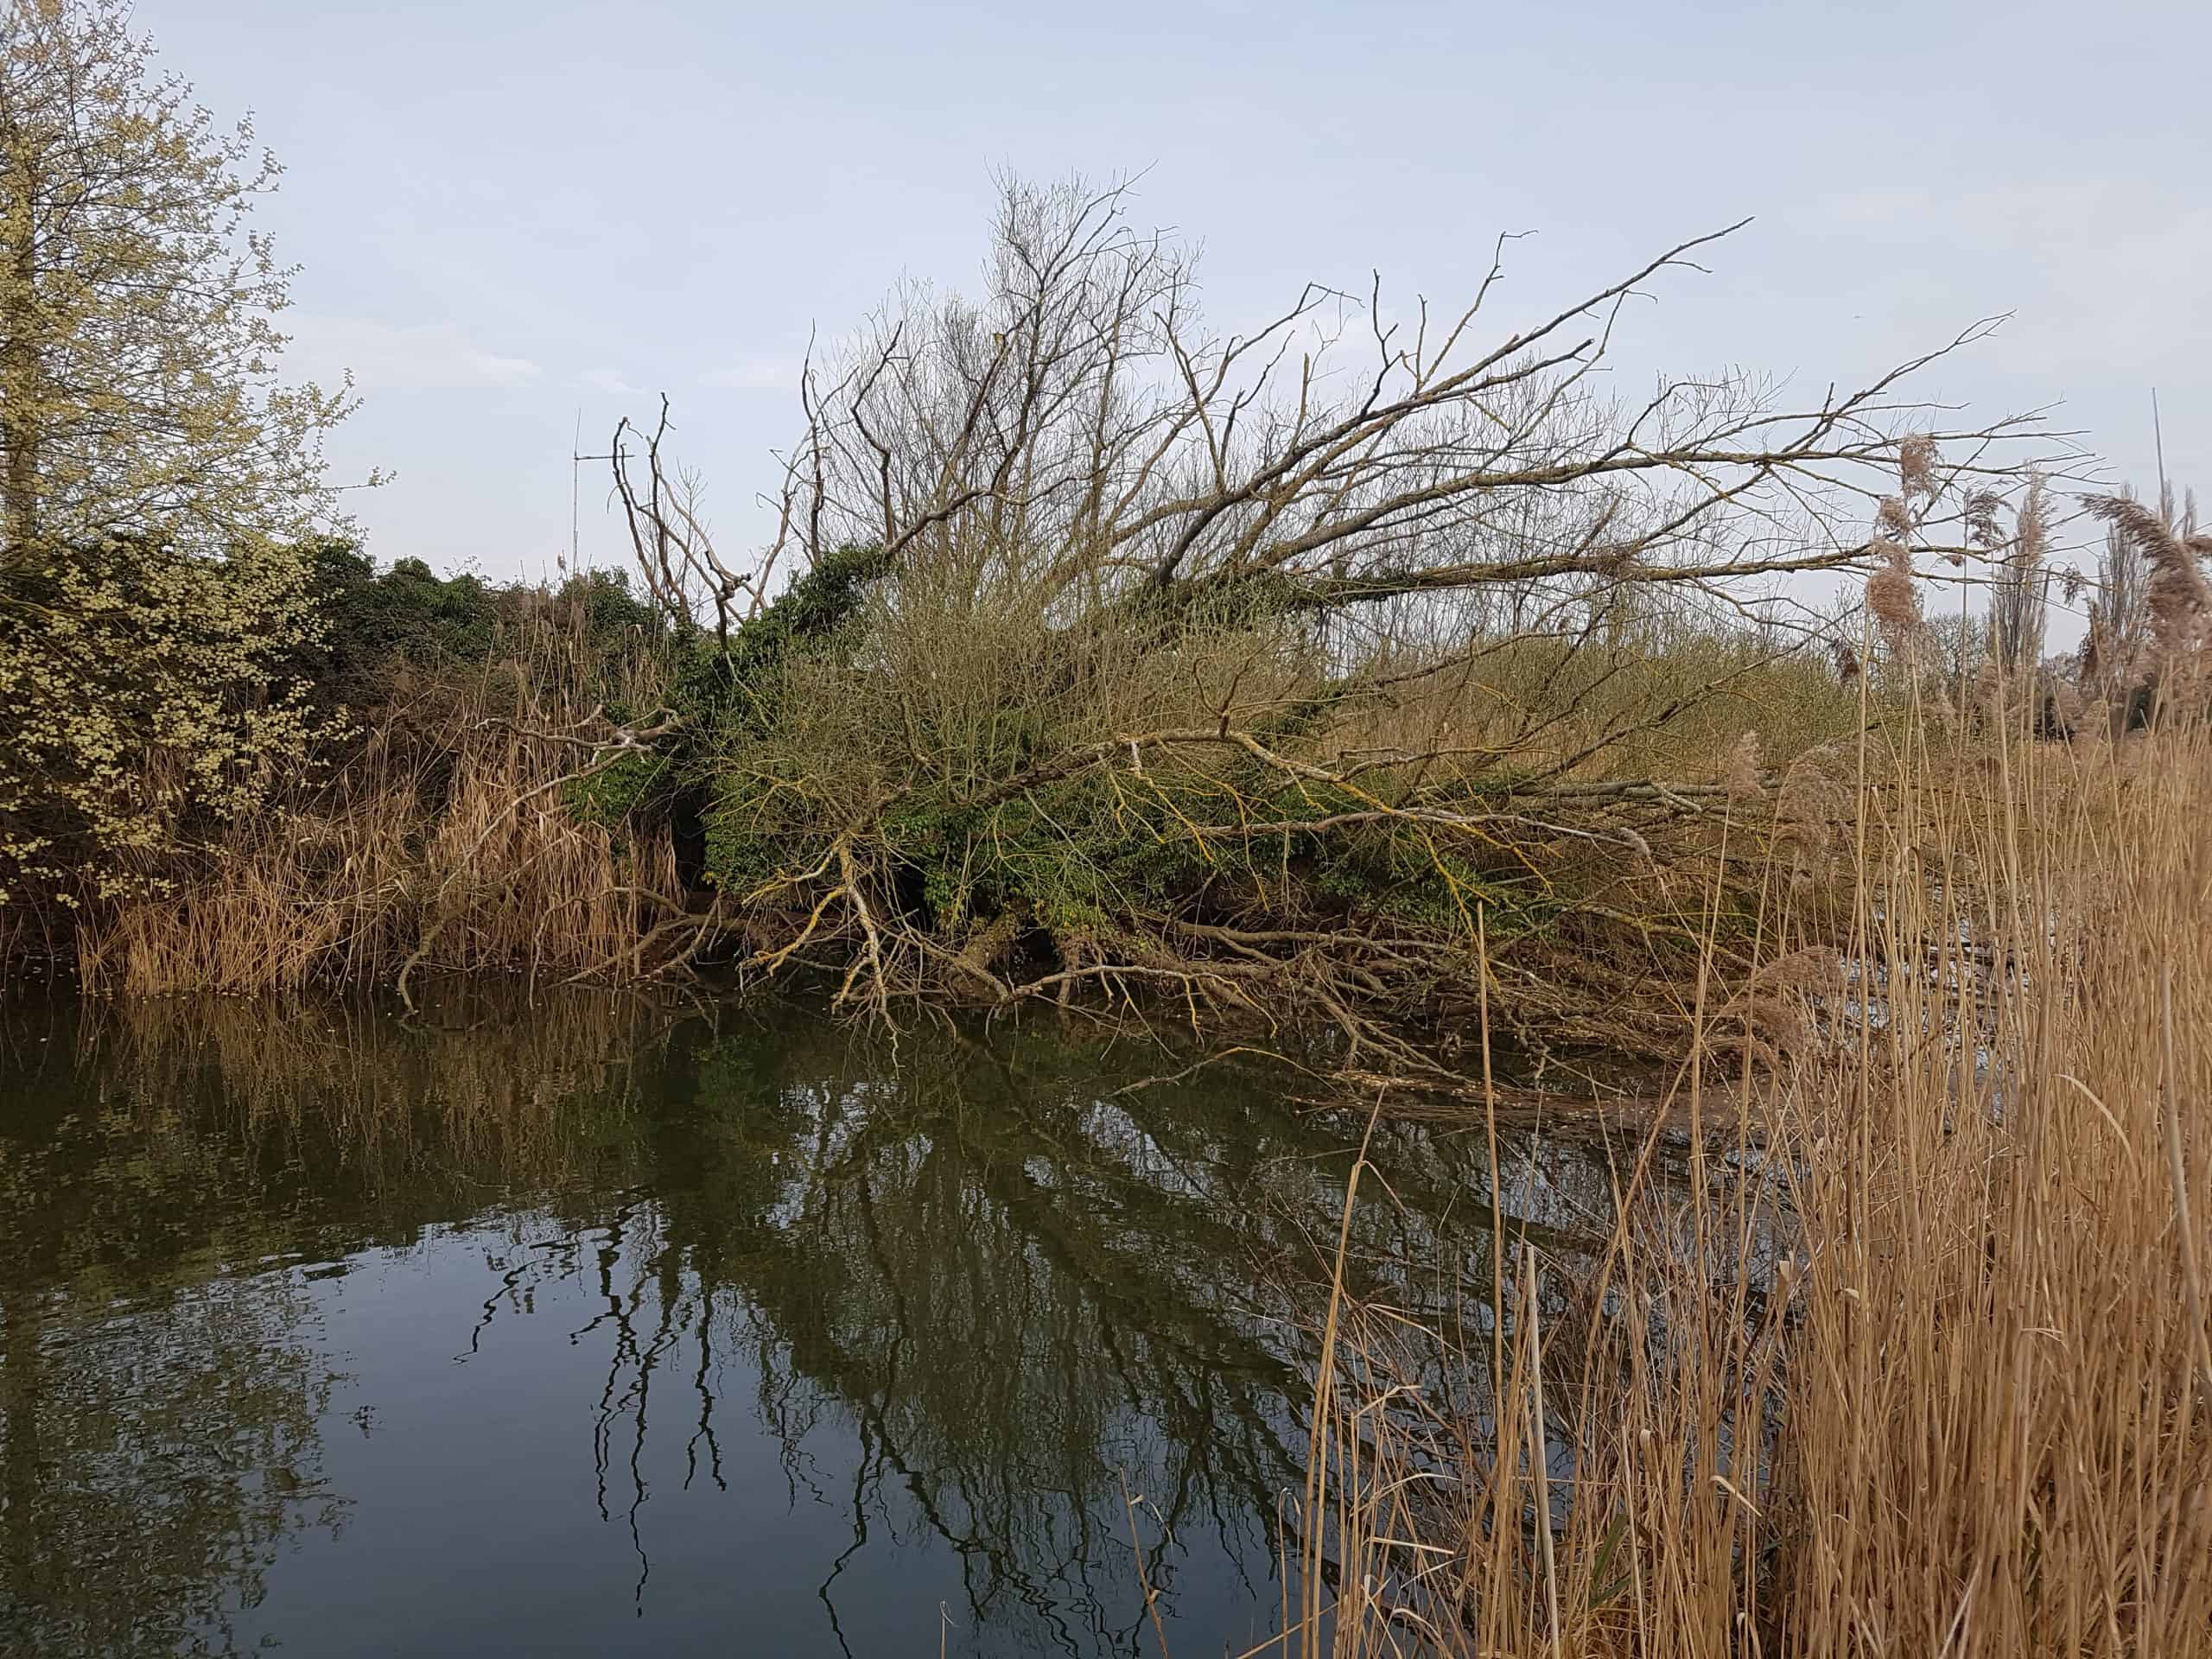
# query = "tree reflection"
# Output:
<box><xmin>0</xmin><ymin>985</ymin><xmax>675</xmax><ymax>1655</ymax></box>
<box><xmin>0</xmin><ymin>1043</ymin><xmax>344</xmax><ymax>1656</ymax></box>
<box><xmin>449</xmin><ymin>1018</ymin><xmax>1609</xmax><ymax>1654</ymax></box>
<box><xmin>0</xmin><ymin>988</ymin><xmax>1631</xmax><ymax>1656</ymax></box>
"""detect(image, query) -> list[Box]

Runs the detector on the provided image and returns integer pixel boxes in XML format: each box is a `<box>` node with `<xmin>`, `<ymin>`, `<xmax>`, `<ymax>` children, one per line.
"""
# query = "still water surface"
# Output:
<box><xmin>0</xmin><ymin>989</ymin><xmax>1610</xmax><ymax>1657</ymax></box>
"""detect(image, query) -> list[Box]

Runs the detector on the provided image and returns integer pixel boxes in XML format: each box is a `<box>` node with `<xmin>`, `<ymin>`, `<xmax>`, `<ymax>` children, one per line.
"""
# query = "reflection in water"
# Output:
<box><xmin>0</xmin><ymin>1028</ymin><xmax>349</xmax><ymax>1658</ymax></box>
<box><xmin>0</xmin><ymin>988</ymin><xmax>1628</xmax><ymax>1656</ymax></box>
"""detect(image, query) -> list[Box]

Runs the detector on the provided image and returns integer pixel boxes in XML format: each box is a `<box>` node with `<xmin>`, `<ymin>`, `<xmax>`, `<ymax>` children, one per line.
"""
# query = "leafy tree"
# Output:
<box><xmin>289</xmin><ymin>543</ymin><xmax>497</xmax><ymax>707</ymax></box>
<box><xmin>0</xmin><ymin>0</ymin><xmax>353</xmax><ymax>904</ymax></box>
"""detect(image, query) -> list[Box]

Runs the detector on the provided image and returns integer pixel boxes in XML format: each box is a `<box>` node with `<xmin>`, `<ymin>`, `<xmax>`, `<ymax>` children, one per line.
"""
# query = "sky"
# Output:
<box><xmin>141</xmin><ymin>0</ymin><xmax>2209</xmax><ymax>609</ymax></box>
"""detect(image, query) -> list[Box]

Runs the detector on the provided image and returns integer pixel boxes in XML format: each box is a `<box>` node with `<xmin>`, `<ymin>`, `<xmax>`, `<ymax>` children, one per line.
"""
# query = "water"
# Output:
<box><xmin>0</xmin><ymin>988</ymin><xmax>1637</xmax><ymax>1657</ymax></box>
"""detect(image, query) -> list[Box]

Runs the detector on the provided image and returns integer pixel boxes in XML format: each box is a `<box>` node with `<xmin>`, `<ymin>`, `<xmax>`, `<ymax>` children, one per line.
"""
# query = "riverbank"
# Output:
<box><xmin>9</xmin><ymin>712</ymin><xmax>2204</xmax><ymax>1657</ymax></box>
<box><xmin>10</xmin><ymin>179</ymin><xmax>2081</xmax><ymax>1092</ymax></box>
<box><xmin>3</xmin><ymin>532</ymin><xmax>1887</xmax><ymax>1090</ymax></box>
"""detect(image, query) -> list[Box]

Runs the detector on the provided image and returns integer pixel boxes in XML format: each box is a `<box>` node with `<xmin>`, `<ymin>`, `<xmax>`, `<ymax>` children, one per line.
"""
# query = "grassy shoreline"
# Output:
<box><xmin>7</xmin><ymin>677</ymin><xmax>2207</xmax><ymax>1656</ymax></box>
<box><xmin>6</xmin><ymin>541</ymin><xmax>1885</xmax><ymax>1086</ymax></box>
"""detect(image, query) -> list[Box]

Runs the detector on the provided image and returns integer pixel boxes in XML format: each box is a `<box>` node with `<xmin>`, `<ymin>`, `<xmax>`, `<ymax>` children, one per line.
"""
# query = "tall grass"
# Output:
<box><xmin>71</xmin><ymin>596</ymin><xmax>683</xmax><ymax>997</ymax></box>
<box><xmin>1289</xmin><ymin>708</ymin><xmax>2212</xmax><ymax>1656</ymax></box>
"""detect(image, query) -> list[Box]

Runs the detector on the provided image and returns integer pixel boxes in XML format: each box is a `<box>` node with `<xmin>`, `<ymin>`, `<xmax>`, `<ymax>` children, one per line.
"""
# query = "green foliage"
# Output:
<box><xmin>294</xmin><ymin>549</ymin><xmax>663</xmax><ymax>720</ymax></box>
<box><xmin>361</xmin><ymin>558</ymin><xmax>499</xmax><ymax>660</ymax></box>
<box><xmin>654</xmin><ymin>544</ymin><xmax>895</xmax><ymax>889</ymax></box>
<box><xmin>0</xmin><ymin>3</ymin><xmax>348</xmax><ymax>907</ymax></box>
<box><xmin>647</xmin><ymin>551</ymin><xmax>1624</xmax><ymax>958</ymax></box>
<box><xmin>858</xmin><ymin>753</ymin><xmax>1552</xmax><ymax>950</ymax></box>
<box><xmin>700</xmin><ymin>804</ymin><xmax>798</xmax><ymax>898</ymax></box>
<box><xmin>559</xmin><ymin>568</ymin><xmax>659</xmax><ymax>645</ymax></box>
<box><xmin>0</xmin><ymin>532</ymin><xmax>321</xmax><ymax>904</ymax></box>
<box><xmin>562</xmin><ymin>749</ymin><xmax>670</xmax><ymax>833</ymax></box>
<box><xmin>288</xmin><ymin>542</ymin><xmax>499</xmax><ymax>703</ymax></box>
<box><xmin>720</xmin><ymin>542</ymin><xmax>897</xmax><ymax>700</ymax></box>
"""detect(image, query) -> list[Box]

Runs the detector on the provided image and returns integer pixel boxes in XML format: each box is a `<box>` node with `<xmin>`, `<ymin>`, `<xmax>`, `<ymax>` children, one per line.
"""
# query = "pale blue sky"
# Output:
<box><xmin>145</xmin><ymin>0</ymin><xmax>2209</xmax><ymax>588</ymax></box>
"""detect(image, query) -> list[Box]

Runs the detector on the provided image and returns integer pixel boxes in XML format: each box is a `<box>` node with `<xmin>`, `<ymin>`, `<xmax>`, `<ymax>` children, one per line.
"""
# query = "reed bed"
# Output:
<box><xmin>70</xmin><ymin>604</ymin><xmax>684</xmax><ymax>998</ymax></box>
<box><xmin>1285</xmin><ymin>709</ymin><xmax>2212</xmax><ymax>1658</ymax></box>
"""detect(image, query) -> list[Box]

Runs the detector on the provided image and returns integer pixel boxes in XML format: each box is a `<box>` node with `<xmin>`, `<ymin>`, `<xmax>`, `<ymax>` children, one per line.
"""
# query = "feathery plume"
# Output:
<box><xmin>1992</xmin><ymin>476</ymin><xmax>2050</xmax><ymax>672</ymax></box>
<box><xmin>1777</xmin><ymin>743</ymin><xmax>1848</xmax><ymax>889</ymax></box>
<box><xmin>1718</xmin><ymin>946</ymin><xmax>1841</xmax><ymax>1059</ymax></box>
<box><xmin>1971</xmin><ymin>657</ymin><xmax>2001</xmax><ymax>710</ymax></box>
<box><xmin>1897</xmin><ymin>433</ymin><xmax>1941</xmax><ymax>500</ymax></box>
<box><xmin>2083</xmin><ymin>493</ymin><xmax>2211</xmax><ymax>662</ymax></box>
<box><xmin>1964</xmin><ymin>489</ymin><xmax>2005</xmax><ymax>551</ymax></box>
<box><xmin>1867</xmin><ymin>535</ymin><xmax>1921</xmax><ymax>647</ymax></box>
<box><xmin>1724</xmin><ymin>730</ymin><xmax>1764</xmax><ymax>805</ymax></box>
<box><xmin>2014</xmin><ymin>478</ymin><xmax>2050</xmax><ymax>569</ymax></box>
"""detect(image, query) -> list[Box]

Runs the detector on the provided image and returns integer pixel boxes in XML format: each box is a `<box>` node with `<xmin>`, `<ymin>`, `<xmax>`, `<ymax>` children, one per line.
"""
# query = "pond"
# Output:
<box><xmin>0</xmin><ymin>987</ymin><xmax>1625</xmax><ymax>1657</ymax></box>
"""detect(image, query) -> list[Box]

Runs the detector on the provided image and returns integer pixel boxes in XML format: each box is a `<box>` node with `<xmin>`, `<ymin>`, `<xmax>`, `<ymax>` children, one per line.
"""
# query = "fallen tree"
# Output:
<box><xmin>569</xmin><ymin>174</ymin><xmax>2056</xmax><ymax>1077</ymax></box>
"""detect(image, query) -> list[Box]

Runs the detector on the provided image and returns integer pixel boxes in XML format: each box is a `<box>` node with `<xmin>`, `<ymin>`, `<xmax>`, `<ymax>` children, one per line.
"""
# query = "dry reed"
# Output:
<box><xmin>1281</xmin><ymin>707</ymin><xmax>2212</xmax><ymax>1657</ymax></box>
<box><xmin>71</xmin><ymin>605</ymin><xmax>683</xmax><ymax>997</ymax></box>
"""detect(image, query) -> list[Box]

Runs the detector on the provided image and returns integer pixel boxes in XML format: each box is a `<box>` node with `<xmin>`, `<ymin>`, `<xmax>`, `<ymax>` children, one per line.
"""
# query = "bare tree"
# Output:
<box><xmin>623</xmin><ymin>176</ymin><xmax>2037</xmax><ymax>643</ymax></box>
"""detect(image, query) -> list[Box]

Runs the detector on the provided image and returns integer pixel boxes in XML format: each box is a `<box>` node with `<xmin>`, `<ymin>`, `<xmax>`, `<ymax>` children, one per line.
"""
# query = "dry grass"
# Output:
<box><xmin>1281</xmin><ymin>710</ymin><xmax>2212</xmax><ymax>1657</ymax></box>
<box><xmin>72</xmin><ymin>608</ymin><xmax>684</xmax><ymax>998</ymax></box>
